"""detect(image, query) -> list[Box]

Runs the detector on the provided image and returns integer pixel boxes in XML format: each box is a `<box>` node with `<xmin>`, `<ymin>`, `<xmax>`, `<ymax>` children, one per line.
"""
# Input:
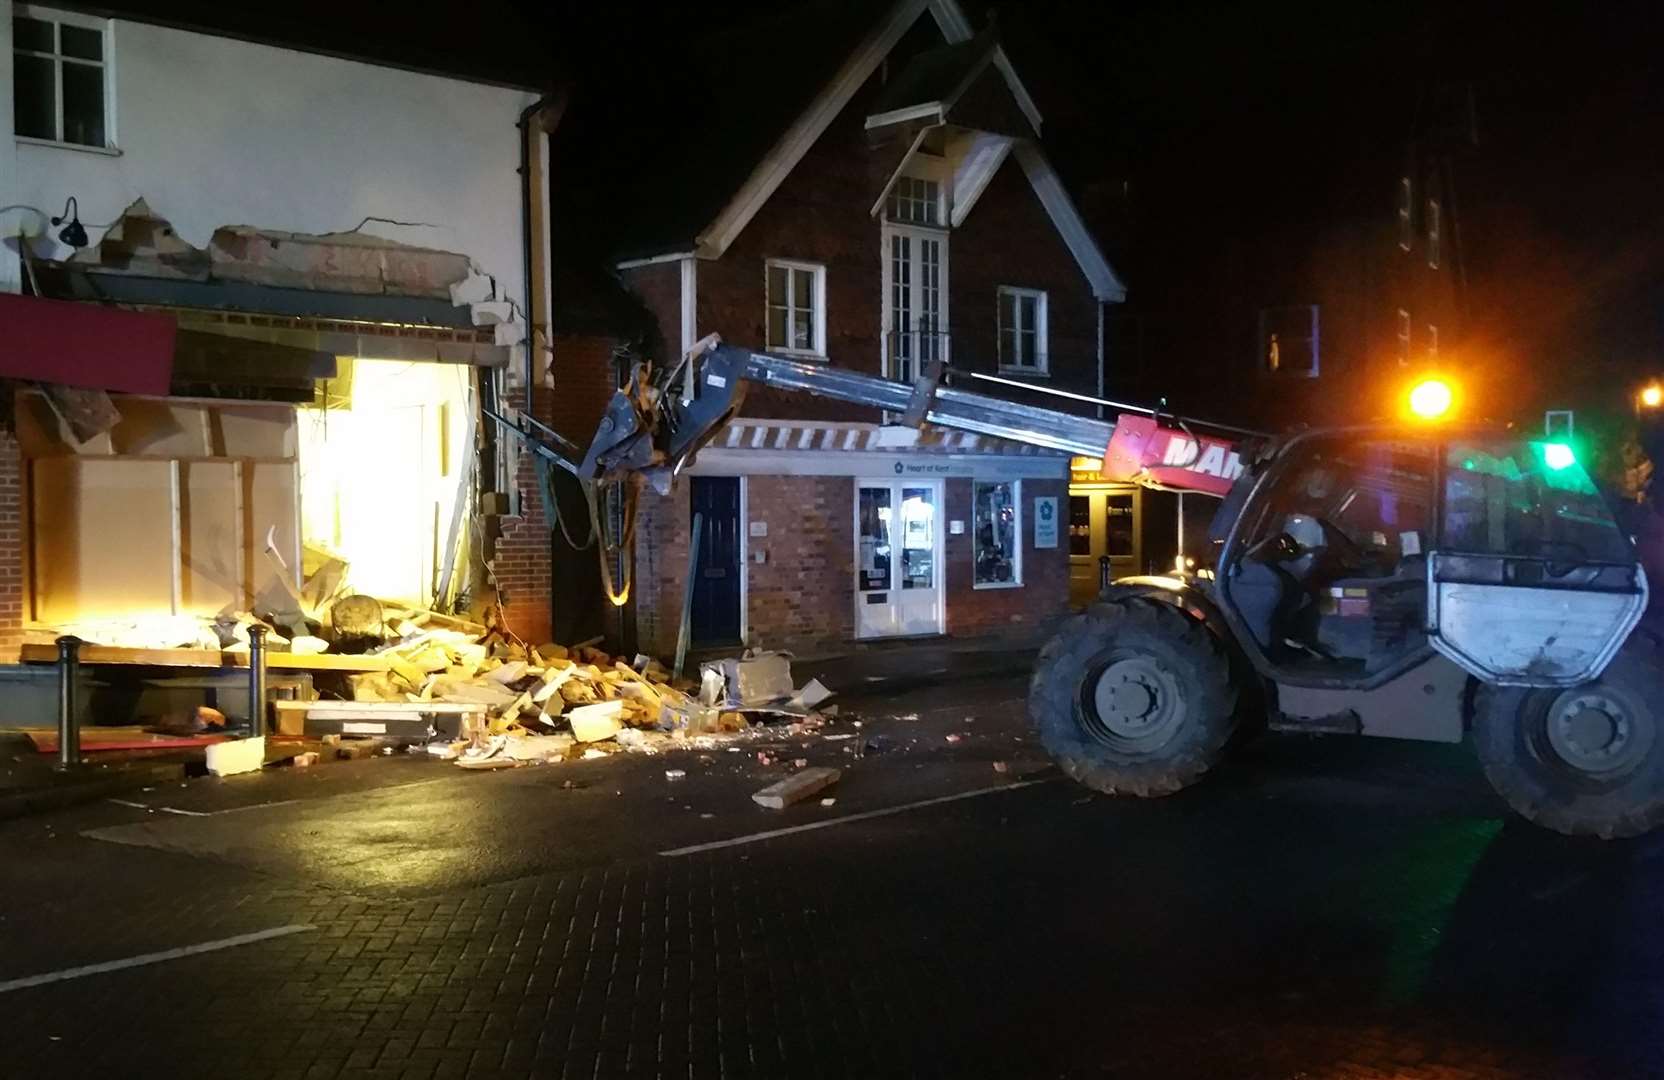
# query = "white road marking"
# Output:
<box><xmin>0</xmin><ymin>924</ymin><xmax>315</xmax><ymax>994</ymax></box>
<box><xmin>105</xmin><ymin>798</ymin><xmax>298</xmax><ymax>818</ymax></box>
<box><xmin>659</xmin><ymin>778</ymin><xmax>1051</xmax><ymax>857</ymax></box>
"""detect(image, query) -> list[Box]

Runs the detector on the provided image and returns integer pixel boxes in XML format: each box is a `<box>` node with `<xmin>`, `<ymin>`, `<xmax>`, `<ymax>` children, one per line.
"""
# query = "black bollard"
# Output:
<box><xmin>1098</xmin><ymin>555</ymin><xmax>1112</xmax><ymax>592</ymax></box>
<box><xmin>56</xmin><ymin>635</ymin><xmax>82</xmax><ymax>770</ymax></box>
<box><xmin>247</xmin><ymin>625</ymin><xmax>268</xmax><ymax>738</ymax></box>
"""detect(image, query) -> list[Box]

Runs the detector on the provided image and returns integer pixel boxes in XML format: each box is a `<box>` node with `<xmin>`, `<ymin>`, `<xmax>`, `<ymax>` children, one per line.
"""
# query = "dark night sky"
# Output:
<box><xmin>87</xmin><ymin>0</ymin><xmax>1664</xmax><ymax>394</ymax></box>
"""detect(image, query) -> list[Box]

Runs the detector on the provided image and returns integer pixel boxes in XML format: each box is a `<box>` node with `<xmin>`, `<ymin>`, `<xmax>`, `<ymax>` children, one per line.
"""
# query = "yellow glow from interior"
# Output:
<box><xmin>297</xmin><ymin>360</ymin><xmax>473</xmax><ymax>607</ymax></box>
<box><xmin>1407</xmin><ymin>377</ymin><xmax>1455</xmax><ymax>421</ymax></box>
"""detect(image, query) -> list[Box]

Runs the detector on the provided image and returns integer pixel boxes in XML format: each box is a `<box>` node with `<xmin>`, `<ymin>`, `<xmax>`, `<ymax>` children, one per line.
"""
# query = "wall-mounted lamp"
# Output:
<box><xmin>51</xmin><ymin>197</ymin><xmax>88</xmax><ymax>248</ymax></box>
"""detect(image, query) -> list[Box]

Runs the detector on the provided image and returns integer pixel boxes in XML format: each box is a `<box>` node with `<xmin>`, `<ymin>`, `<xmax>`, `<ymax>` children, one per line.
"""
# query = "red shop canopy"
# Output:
<box><xmin>0</xmin><ymin>292</ymin><xmax>175</xmax><ymax>395</ymax></box>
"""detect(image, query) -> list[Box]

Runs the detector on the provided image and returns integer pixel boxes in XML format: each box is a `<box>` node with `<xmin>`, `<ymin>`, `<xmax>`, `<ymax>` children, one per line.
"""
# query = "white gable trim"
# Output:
<box><xmin>864</xmin><ymin>103</ymin><xmax>945</xmax><ymax>130</ymax></box>
<box><xmin>926</xmin><ymin>0</ymin><xmax>1042</xmax><ymax>134</ymax></box>
<box><xmin>696</xmin><ymin>0</ymin><xmax>930</xmax><ymax>258</ymax></box>
<box><xmin>1012</xmin><ymin>141</ymin><xmax>1127</xmax><ymax>302</ymax></box>
<box><xmin>949</xmin><ymin>132</ymin><xmax>1013</xmax><ymax>227</ymax></box>
<box><xmin>868</xmin><ymin>126</ymin><xmax>938</xmax><ymax>219</ymax></box>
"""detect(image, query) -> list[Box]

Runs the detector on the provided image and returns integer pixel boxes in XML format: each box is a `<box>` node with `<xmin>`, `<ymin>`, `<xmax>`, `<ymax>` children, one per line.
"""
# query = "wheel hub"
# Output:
<box><xmin>1084</xmin><ymin>657</ymin><xmax>1184</xmax><ymax>750</ymax></box>
<box><xmin>1543</xmin><ymin>690</ymin><xmax>1645</xmax><ymax>775</ymax></box>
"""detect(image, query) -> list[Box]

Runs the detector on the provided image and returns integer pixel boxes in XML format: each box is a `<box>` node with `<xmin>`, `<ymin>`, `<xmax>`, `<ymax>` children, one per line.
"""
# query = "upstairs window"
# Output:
<box><xmin>765</xmin><ymin>258</ymin><xmax>826</xmax><ymax>356</ymax></box>
<box><xmin>1427</xmin><ymin>323</ymin><xmax>1439</xmax><ymax>359</ymax></box>
<box><xmin>887</xmin><ymin>176</ymin><xmax>941</xmax><ymax>226</ymax></box>
<box><xmin>998</xmin><ymin>286</ymin><xmax>1048</xmax><ymax>373</ymax></box>
<box><xmin>13</xmin><ymin>8</ymin><xmax>110</xmax><ymax>148</ymax></box>
<box><xmin>1258</xmin><ymin>304</ymin><xmax>1320</xmax><ymax>378</ymax></box>
<box><xmin>1426</xmin><ymin>197</ymin><xmax>1441</xmax><ymax>269</ymax></box>
<box><xmin>1397</xmin><ymin>176</ymin><xmax>1413</xmax><ymax>251</ymax></box>
<box><xmin>1397</xmin><ymin>309</ymin><xmax>1413</xmax><ymax>365</ymax></box>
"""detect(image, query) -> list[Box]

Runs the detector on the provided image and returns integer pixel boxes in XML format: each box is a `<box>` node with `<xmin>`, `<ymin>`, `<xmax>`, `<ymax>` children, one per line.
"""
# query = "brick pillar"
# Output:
<box><xmin>492</xmin><ymin>384</ymin><xmax>555</xmax><ymax>644</ymax></box>
<box><xmin>492</xmin><ymin>335</ymin><xmax>623</xmax><ymax>647</ymax></box>
<box><xmin>0</xmin><ymin>422</ymin><xmax>22</xmax><ymax>663</ymax></box>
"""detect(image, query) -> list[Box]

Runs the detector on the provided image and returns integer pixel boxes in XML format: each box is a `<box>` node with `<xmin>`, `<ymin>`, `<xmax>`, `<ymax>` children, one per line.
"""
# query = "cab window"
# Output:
<box><xmin>1442</xmin><ymin>441</ymin><xmax>1631</xmax><ymax>564</ymax></box>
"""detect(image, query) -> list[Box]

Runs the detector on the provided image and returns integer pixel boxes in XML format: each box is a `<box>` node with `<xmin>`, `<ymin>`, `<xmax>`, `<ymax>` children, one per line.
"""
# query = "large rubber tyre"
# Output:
<box><xmin>1028</xmin><ymin>596</ymin><xmax>1239</xmax><ymax>797</ymax></box>
<box><xmin>1474</xmin><ymin>630</ymin><xmax>1664</xmax><ymax>839</ymax></box>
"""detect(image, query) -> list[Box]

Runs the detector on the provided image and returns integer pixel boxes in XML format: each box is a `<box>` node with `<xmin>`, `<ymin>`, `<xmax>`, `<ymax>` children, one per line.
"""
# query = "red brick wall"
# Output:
<box><xmin>0</xmin><ymin>420</ymin><xmax>22</xmax><ymax>663</ymax></box>
<box><xmin>492</xmin><ymin>384</ymin><xmax>556</xmax><ymax>643</ymax></box>
<box><xmin>950</xmin><ymin>160</ymin><xmax>1102</xmax><ymax>412</ymax></box>
<box><xmin>630</xmin><ymin>482</ymin><xmax>690</xmax><ymax>658</ymax></box>
<box><xmin>944</xmin><ymin>476</ymin><xmax>1070</xmax><ymax>638</ymax></box>
<box><xmin>632</xmin><ymin>476</ymin><xmax>859</xmax><ymax>660</ymax></box>
<box><xmin>677</xmin><ymin>70</ymin><xmax>1102</xmax><ymax>424</ymax></box>
<box><xmin>495</xmin><ymin>335</ymin><xmax>629</xmax><ymax>646</ymax></box>
<box><xmin>742</xmin><ymin>475</ymin><xmax>855</xmax><ymax>653</ymax></box>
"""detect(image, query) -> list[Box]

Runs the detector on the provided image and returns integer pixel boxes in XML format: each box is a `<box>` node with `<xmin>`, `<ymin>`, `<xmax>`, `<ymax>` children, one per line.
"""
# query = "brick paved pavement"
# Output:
<box><xmin>2</xmin><ymin>677</ymin><xmax>1661</xmax><ymax>1079</ymax></box>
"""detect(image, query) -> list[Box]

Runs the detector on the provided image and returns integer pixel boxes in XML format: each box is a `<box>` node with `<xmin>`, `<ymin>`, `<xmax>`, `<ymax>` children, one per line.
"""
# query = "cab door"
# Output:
<box><xmin>1428</xmin><ymin>439</ymin><xmax>1648</xmax><ymax>687</ymax></box>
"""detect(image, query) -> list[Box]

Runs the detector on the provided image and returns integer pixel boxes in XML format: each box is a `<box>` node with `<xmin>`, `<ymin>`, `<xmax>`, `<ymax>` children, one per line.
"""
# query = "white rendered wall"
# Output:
<box><xmin>1</xmin><ymin>10</ymin><xmax>538</xmax><ymax>306</ymax></box>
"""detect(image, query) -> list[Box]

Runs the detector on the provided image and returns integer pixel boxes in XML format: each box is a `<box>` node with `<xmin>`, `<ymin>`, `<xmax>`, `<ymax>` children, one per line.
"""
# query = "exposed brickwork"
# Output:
<box><xmin>604</xmin><ymin>30</ymin><xmax>1098</xmax><ymax>653</ymax></box>
<box><xmin>741</xmin><ymin>475</ymin><xmax>855</xmax><ymax>653</ymax></box>
<box><xmin>944</xmin><ymin>477</ymin><xmax>1070</xmax><ymax>638</ymax></box>
<box><xmin>0</xmin><ymin>417</ymin><xmax>22</xmax><ymax>663</ymax></box>
<box><xmin>633</xmin><ymin>475</ymin><xmax>859</xmax><ymax>658</ymax></box>
<box><xmin>492</xmin><ymin>386</ymin><xmax>556</xmax><ymax>644</ymax></box>
<box><xmin>630</xmin><ymin>480</ymin><xmax>691</xmax><ymax>659</ymax></box>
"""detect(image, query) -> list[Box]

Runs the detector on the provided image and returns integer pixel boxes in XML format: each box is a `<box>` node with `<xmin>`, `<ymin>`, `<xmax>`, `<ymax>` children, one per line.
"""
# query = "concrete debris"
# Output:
<box><xmin>569</xmin><ymin>701</ymin><xmax>625</xmax><ymax>743</ymax></box>
<box><xmin>752</xmin><ymin>767</ymin><xmax>841</xmax><ymax>810</ymax></box>
<box><xmin>205</xmin><ymin>736</ymin><xmax>265</xmax><ymax>777</ymax></box>
<box><xmin>664</xmin><ymin>769</ymin><xmax>687</xmax><ymax>781</ymax></box>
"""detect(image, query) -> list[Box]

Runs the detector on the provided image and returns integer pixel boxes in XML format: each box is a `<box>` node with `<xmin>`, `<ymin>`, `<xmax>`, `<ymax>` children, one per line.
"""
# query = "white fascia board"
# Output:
<box><xmin>949</xmin><ymin>132</ymin><xmax>1013</xmax><ymax>227</ymax></box>
<box><xmin>991</xmin><ymin>47</ymin><xmax>1043</xmax><ymax>136</ymax></box>
<box><xmin>928</xmin><ymin>0</ymin><xmax>974</xmax><ymax>40</ymax></box>
<box><xmin>869</xmin><ymin>126</ymin><xmax>937</xmax><ymax>219</ymax></box>
<box><xmin>1012</xmin><ymin>140</ymin><xmax>1127</xmax><ymax>302</ymax></box>
<box><xmin>616</xmin><ymin>250</ymin><xmax>696</xmax><ymax>270</ymax></box>
<box><xmin>696</xmin><ymin>0</ymin><xmax>929</xmax><ymax>259</ymax></box>
<box><xmin>926</xmin><ymin>0</ymin><xmax>1044</xmax><ymax>134</ymax></box>
<box><xmin>864</xmin><ymin>102</ymin><xmax>945</xmax><ymax>130</ymax></box>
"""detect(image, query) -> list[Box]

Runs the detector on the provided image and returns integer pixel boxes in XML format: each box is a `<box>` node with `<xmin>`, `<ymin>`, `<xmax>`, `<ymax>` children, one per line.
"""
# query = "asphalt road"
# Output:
<box><xmin>3</xmin><ymin>673</ymin><xmax>1663</xmax><ymax>1079</ymax></box>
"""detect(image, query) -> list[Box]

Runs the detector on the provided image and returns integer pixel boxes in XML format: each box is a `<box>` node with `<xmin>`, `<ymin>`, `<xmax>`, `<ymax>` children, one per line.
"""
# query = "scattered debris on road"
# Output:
<box><xmin>752</xmin><ymin>767</ymin><xmax>841</xmax><ymax>809</ymax></box>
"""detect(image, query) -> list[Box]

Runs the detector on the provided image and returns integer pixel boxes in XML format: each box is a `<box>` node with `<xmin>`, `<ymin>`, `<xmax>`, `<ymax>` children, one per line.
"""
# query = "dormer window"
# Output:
<box><xmin>887</xmin><ymin>176</ymin><xmax>941</xmax><ymax>226</ymax></box>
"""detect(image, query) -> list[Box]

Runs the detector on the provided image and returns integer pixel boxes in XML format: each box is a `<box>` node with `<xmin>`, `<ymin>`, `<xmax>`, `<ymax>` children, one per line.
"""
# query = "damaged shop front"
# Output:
<box><xmin>629</xmin><ymin>418</ymin><xmax>1073</xmax><ymax>660</ymax></box>
<box><xmin>0</xmin><ymin>201</ymin><xmax>532</xmax><ymax>738</ymax></box>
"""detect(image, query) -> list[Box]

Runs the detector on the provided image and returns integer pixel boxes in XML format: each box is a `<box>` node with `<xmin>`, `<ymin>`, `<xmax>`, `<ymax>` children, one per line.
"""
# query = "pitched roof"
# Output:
<box><xmin>552</xmin><ymin>0</ymin><xmax>1124</xmax><ymax>304</ymax></box>
<box><xmin>553</xmin><ymin>0</ymin><xmax>891</xmax><ymax>265</ymax></box>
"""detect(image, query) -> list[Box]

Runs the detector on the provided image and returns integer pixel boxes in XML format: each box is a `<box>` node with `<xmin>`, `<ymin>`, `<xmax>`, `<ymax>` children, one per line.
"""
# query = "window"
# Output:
<box><xmin>1258</xmin><ymin>305</ymin><xmax>1320</xmax><ymax>377</ymax></box>
<box><xmin>1068</xmin><ymin>495</ymin><xmax>1091</xmax><ymax>556</ymax></box>
<box><xmin>973</xmin><ymin>479</ymin><xmax>1022</xmax><ymax>587</ymax></box>
<box><xmin>765</xmin><ymin>259</ymin><xmax>825</xmax><ymax>356</ymax></box>
<box><xmin>1397</xmin><ymin>176</ymin><xmax>1413</xmax><ymax>251</ymax></box>
<box><xmin>887</xmin><ymin>175</ymin><xmax>941</xmax><ymax>226</ymax></box>
<box><xmin>1442</xmin><ymin>440</ymin><xmax>1631</xmax><ymax>564</ymax></box>
<box><xmin>883</xmin><ymin>228</ymin><xmax>947</xmax><ymax>383</ymax></box>
<box><xmin>1426</xmin><ymin>198</ymin><xmax>1441</xmax><ymax>269</ymax></box>
<box><xmin>1396</xmin><ymin>309</ymin><xmax>1412</xmax><ymax>365</ymax></box>
<box><xmin>13</xmin><ymin>8</ymin><xmax>110</xmax><ymax>148</ymax></box>
<box><xmin>998</xmin><ymin>287</ymin><xmax>1048</xmax><ymax>373</ymax></box>
<box><xmin>1105</xmin><ymin>493</ymin><xmax>1136</xmax><ymax>558</ymax></box>
<box><xmin>1427</xmin><ymin>323</ymin><xmax>1439</xmax><ymax>359</ymax></box>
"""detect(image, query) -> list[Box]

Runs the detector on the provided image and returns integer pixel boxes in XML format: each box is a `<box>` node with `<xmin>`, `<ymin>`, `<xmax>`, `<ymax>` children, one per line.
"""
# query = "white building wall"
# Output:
<box><xmin>0</xmin><ymin>6</ymin><xmax>538</xmax><ymax>306</ymax></box>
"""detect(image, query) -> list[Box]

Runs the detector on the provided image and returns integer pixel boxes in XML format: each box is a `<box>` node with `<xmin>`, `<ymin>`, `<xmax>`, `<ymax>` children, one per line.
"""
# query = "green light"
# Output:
<box><xmin>1543</xmin><ymin>442</ymin><xmax>1576</xmax><ymax>470</ymax></box>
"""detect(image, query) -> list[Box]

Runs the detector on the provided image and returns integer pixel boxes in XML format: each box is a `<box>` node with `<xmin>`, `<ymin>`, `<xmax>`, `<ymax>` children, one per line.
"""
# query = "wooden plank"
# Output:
<box><xmin>272</xmin><ymin>701</ymin><xmax>481</xmax><ymax>716</ymax></box>
<box><xmin>31</xmin><ymin>457</ymin><xmax>176</xmax><ymax>622</ymax></box>
<box><xmin>178</xmin><ymin>461</ymin><xmax>243</xmax><ymax>615</ymax></box>
<box><xmin>18</xmin><ymin>642</ymin><xmax>389</xmax><ymax>672</ymax></box>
